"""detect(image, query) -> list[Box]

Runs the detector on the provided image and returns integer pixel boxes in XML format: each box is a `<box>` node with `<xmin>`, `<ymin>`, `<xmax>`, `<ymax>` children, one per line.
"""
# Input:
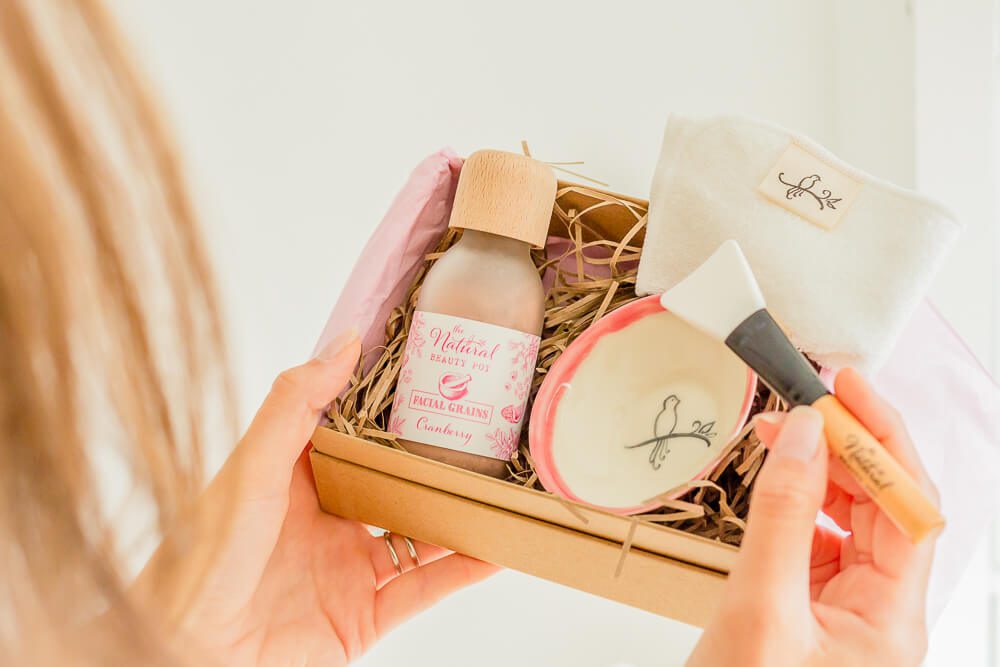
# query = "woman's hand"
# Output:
<box><xmin>142</xmin><ymin>330</ymin><xmax>498</xmax><ymax>666</ymax></box>
<box><xmin>688</xmin><ymin>368</ymin><xmax>940</xmax><ymax>667</ymax></box>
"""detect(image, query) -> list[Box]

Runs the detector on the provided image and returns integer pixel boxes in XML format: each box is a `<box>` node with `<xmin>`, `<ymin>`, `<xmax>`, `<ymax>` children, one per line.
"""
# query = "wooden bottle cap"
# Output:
<box><xmin>448</xmin><ymin>149</ymin><xmax>557</xmax><ymax>248</ymax></box>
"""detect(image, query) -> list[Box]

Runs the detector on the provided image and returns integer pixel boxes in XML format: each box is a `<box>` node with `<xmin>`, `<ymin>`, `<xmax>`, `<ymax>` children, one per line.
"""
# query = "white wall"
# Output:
<box><xmin>112</xmin><ymin>1</ymin><xmax>996</xmax><ymax>665</ymax></box>
<box><xmin>915</xmin><ymin>0</ymin><xmax>997</xmax><ymax>369</ymax></box>
<box><xmin>913</xmin><ymin>3</ymin><xmax>997</xmax><ymax>665</ymax></box>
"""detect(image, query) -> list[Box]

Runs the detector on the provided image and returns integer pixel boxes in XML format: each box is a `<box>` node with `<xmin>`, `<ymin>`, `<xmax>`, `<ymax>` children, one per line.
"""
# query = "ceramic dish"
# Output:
<box><xmin>528</xmin><ymin>296</ymin><xmax>757</xmax><ymax>514</ymax></box>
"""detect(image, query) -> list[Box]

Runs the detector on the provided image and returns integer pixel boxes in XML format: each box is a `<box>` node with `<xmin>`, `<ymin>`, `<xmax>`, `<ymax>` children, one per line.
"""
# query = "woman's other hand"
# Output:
<box><xmin>141</xmin><ymin>330</ymin><xmax>498</xmax><ymax>666</ymax></box>
<box><xmin>688</xmin><ymin>369</ymin><xmax>939</xmax><ymax>667</ymax></box>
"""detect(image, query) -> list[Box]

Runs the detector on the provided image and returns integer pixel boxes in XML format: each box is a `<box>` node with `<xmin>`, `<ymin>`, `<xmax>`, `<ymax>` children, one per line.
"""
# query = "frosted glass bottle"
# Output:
<box><xmin>389</xmin><ymin>150</ymin><xmax>556</xmax><ymax>478</ymax></box>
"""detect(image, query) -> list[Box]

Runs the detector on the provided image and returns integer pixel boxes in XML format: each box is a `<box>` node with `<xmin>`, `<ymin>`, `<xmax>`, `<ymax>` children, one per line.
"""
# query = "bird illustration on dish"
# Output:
<box><xmin>624</xmin><ymin>394</ymin><xmax>718</xmax><ymax>471</ymax></box>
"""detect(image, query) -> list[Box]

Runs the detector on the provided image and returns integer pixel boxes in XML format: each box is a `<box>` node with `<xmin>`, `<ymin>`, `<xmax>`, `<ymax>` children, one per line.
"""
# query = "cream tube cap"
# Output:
<box><xmin>448</xmin><ymin>149</ymin><xmax>557</xmax><ymax>248</ymax></box>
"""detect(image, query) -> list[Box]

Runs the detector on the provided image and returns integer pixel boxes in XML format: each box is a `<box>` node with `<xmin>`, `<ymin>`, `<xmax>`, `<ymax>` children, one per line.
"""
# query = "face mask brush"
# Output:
<box><xmin>660</xmin><ymin>240</ymin><xmax>944</xmax><ymax>543</ymax></box>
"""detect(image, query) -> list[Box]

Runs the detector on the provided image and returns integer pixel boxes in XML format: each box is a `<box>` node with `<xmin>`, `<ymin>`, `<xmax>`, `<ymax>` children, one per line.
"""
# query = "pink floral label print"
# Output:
<box><xmin>388</xmin><ymin>310</ymin><xmax>540</xmax><ymax>460</ymax></box>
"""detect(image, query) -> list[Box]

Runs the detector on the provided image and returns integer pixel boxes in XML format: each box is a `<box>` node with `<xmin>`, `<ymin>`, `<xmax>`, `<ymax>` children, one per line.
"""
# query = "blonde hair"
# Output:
<box><xmin>0</xmin><ymin>0</ymin><xmax>233</xmax><ymax>663</ymax></box>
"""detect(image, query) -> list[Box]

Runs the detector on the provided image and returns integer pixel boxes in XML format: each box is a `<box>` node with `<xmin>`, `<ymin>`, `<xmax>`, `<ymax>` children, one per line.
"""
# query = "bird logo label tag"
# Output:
<box><xmin>624</xmin><ymin>394</ymin><xmax>718</xmax><ymax>471</ymax></box>
<box><xmin>757</xmin><ymin>141</ymin><xmax>862</xmax><ymax>230</ymax></box>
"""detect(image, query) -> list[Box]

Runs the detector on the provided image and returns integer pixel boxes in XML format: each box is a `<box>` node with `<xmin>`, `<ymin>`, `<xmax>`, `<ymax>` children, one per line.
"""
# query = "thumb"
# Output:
<box><xmin>730</xmin><ymin>405</ymin><xmax>827</xmax><ymax>605</ymax></box>
<box><xmin>236</xmin><ymin>328</ymin><xmax>362</xmax><ymax>498</ymax></box>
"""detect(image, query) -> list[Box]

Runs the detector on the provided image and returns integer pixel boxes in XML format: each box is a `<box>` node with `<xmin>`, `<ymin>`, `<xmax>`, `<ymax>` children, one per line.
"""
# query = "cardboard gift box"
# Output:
<box><xmin>309</xmin><ymin>149</ymin><xmax>1000</xmax><ymax>628</ymax></box>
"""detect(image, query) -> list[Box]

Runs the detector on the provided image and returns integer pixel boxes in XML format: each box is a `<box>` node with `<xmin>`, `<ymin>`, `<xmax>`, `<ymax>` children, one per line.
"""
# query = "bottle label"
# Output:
<box><xmin>389</xmin><ymin>310</ymin><xmax>540</xmax><ymax>461</ymax></box>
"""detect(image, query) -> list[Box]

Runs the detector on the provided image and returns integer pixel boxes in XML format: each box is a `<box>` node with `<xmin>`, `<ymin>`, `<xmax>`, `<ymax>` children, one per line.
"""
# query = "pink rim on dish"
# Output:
<box><xmin>528</xmin><ymin>295</ymin><xmax>758</xmax><ymax>515</ymax></box>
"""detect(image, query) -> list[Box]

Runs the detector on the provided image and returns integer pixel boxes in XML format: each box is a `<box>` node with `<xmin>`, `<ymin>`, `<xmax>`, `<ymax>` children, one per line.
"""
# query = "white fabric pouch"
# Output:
<box><xmin>636</xmin><ymin>114</ymin><xmax>962</xmax><ymax>371</ymax></box>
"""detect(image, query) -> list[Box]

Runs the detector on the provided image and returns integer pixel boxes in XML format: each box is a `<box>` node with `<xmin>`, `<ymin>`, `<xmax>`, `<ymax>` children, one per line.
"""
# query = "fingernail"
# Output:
<box><xmin>752</xmin><ymin>411</ymin><xmax>785</xmax><ymax>426</ymax></box>
<box><xmin>771</xmin><ymin>406</ymin><xmax>824</xmax><ymax>462</ymax></box>
<box><xmin>317</xmin><ymin>327</ymin><xmax>360</xmax><ymax>361</ymax></box>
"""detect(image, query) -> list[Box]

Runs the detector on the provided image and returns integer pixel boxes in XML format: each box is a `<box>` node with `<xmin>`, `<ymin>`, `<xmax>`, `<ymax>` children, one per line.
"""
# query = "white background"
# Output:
<box><xmin>115</xmin><ymin>1</ymin><xmax>999</xmax><ymax>665</ymax></box>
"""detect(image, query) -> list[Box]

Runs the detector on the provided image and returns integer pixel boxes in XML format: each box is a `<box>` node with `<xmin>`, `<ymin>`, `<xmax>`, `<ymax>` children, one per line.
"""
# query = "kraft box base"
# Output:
<box><xmin>310</xmin><ymin>426</ymin><xmax>732</xmax><ymax>627</ymax></box>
